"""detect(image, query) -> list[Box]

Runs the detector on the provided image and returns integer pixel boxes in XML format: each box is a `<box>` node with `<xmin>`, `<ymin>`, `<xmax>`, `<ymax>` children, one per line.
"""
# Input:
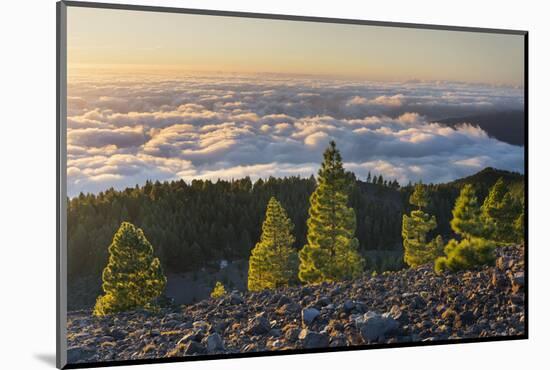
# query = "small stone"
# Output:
<box><xmin>242</xmin><ymin>343</ymin><xmax>258</xmax><ymax>352</ymax></box>
<box><xmin>177</xmin><ymin>331</ymin><xmax>202</xmax><ymax>345</ymax></box>
<box><xmin>109</xmin><ymin>329</ymin><xmax>127</xmax><ymax>340</ymax></box>
<box><xmin>206</xmin><ymin>333</ymin><xmax>224</xmax><ymax>353</ymax></box>
<box><xmin>277</xmin><ymin>302</ymin><xmax>301</xmax><ymax>315</ymax></box>
<box><xmin>511</xmin><ymin>272</ymin><xmax>525</xmax><ymax>293</ymax></box>
<box><xmin>284</xmin><ymin>325</ymin><xmax>301</xmax><ymax>342</ymax></box>
<box><xmin>277</xmin><ymin>295</ymin><xmax>292</xmax><ymax>307</ymax></box>
<box><xmin>343</xmin><ymin>300</ymin><xmax>355</xmax><ymax>313</ymax></box>
<box><xmin>268</xmin><ymin>339</ymin><xmax>284</xmax><ymax>349</ymax></box>
<box><xmin>162</xmin><ymin>319</ymin><xmax>179</xmax><ymax>329</ymax></box>
<box><xmin>355</xmin><ymin>312</ymin><xmax>399</xmax><ymax>342</ymax></box>
<box><xmin>329</xmin><ymin>334</ymin><xmax>348</xmax><ymax>347</ymax></box>
<box><xmin>184</xmin><ymin>340</ymin><xmax>206</xmax><ymax>355</ymax></box>
<box><xmin>268</xmin><ymin>328</ymin><xmax>282</xmax><ymax>337</ymax></box>
<box><xmin>441</xmin><ymin>308</ymin><xmax>457</xmax><ymax>322</ymax></box>
<box><xmin>496</xmin><ymin>256</ymin><xmax>509</xmax><ymax>271</ymax></box>
<box><xmin>213</xmin><ymin>320</ymin><xmax>230</xmax><ymax>333</ymax></box>
<box><xmin>247</xmin><ymin>314</ymin><xmax>271</xmax><ymax>335</ymax></box>
<box><xmin>316</xmin><ymin>296</ymin><xmax>331</xmax><ymax>307</ymax></box>
<box><xmin>192</xmin><ymin>321</ymin><xmax>210</xmax><ymax>331</ymax></box>
<box><xmin>459</xmin><ymin>310</ymin><xmax>476</xmax><ymax>326</ymax></box>
<box><xmin>230</xmin><ymin>293</ymin><xmax>244</xmax><ymax>305</ymax></box>
<box><xmin>511</xmin><ymin>294</ymin><xmax>524</xmax><ymax>305</ymax></box>
<box><xmin>302</xmin><ymin>308</ymin><xmax>321</xmax><ymax>326</ymax></box>
<box><xmin>491</xmin><ymin>271</ymin><xmax>507</xmax><ymax>288</ymax></box>
<box><xmin>389</xmin><ymin>305</ymin><xmax>408</xmax><ymax>324</ymax></box>
<box><xmin>299</xmin><ymin>329</ymin><xmax>330</xmax><ymax>348</ymax></box>
<box><xmin>410</xmin><ymin>295</ymin><xmax>426</xmax><ymax>309</ymax></box>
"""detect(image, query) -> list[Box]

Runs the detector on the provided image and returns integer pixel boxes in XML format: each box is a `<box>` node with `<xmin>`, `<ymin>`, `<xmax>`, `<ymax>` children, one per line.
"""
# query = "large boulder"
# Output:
<box><xmin>354</xmin><ymin>311</ymin><xmax>399</xmax><ymax>342</ymax></box>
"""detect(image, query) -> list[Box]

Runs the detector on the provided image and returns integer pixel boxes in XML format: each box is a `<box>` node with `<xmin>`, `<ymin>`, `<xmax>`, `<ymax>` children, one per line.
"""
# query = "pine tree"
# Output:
<box><xmin>248</xmin><ymin>197</ymin><xmax>298</xmax><ymax>291</ymax></box>
<box><xmin>450</xmin><ymin>184</ymin><xmax>484</xmax><ymax>239</ymax></box>
<box><xmin>481</xmin><ymin>178</ymin><xmax>522</xmax><ymax>243</ymax></box>
<box><xmin>435</xmin><ymin>185</ymin><xmax>496</xmax><ymax>273</ymax></box>
<box><xmin>402</xmin><ymin>184</ymin><xmax>443</xmax><ymax>267</ymax></box>
<box><xmin>94</xmin><ymin>222</ymin><xmax>166</xmax><ymax>316</ymax></box>
<box><xmin>299</xmin><ymin>141</ymin><xmax>364</xmax><ymax>283</ymax></box>
<box><xmin>210</xmin><ymin>281</ymin><xmax>227</xmax><ymax>298</ymax></box>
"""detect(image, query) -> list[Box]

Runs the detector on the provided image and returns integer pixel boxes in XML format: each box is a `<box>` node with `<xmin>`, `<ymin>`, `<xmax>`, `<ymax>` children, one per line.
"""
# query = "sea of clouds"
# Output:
<box><xmin>66</xmin><ymin>73</ymin><xmax>524</xmax><ymax>196</ymax></box>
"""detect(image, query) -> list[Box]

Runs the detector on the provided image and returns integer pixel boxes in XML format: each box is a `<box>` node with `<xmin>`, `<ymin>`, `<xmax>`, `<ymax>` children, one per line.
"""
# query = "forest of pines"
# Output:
<box><xmin>67</xmin><ymin>142</ymin><xmax>524</xmax><ymax>314</ymax></box>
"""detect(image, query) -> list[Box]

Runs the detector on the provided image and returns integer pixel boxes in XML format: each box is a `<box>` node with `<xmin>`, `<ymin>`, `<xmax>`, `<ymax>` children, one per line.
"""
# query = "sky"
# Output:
<box><xmin>65</xmin><ymin>6</ymin><xmax>525</xmax><ymax>197</ymax></box>
<box><xmin>67</xmin><ymin>6</ymin><xmax>524</xmax><ymax>85</ymax></box>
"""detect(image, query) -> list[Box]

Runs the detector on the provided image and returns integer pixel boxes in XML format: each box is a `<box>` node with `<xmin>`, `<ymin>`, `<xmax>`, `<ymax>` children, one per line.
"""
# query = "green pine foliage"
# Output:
<box><xmin>402</xmin><ymin>184</ymin><xmax>443</xmax><ymax>267</ymax></box>
<box><xmin>66</xmin><ymin>166</ymin><xmax>524</xmax><ymax>309</ymax></box>
<box><xmin>409</xmin><ymin>182</ymin><xmax>429</xmax><ymax>210</ymax></box>
<box><xmin>434</xmin><ymin>237</ymin><xmax>496</xmax><ymax>273</ymax></box>
<box><xmin>248</xmin><ymin>197</ymin><xmax>298</xmax><ymax>291</ymax></box>
<box><xmin>299</xmin><ymin>141</ymin><xmax>364</xmax><ymax>283</ymax></box>
<box><xmin>93</xmin><ymin>222</ymin><xmax>166</xmax><ymax>316</ymax></box>
<box><xmin>481</xmin><ymin>178</ymin><xmax>522</xmax><ymax>244</ymax></box>
<box><xmin>435</xmin><ymin>185</ymin><xmax>496</xmax><ymax>273</ymax></box>
<box><xmin>210</xmin><ymin>281</ymin><xmax>227</xmax><ymax>298</ymax></box>
<box><xmin>450</xmin><ymin>184</ymin><xmax>485</xmax><ymax>239</ymax></box>
<box><xmin>514</xmin><ymin>208</ymin><xmax>525</xmax><ymax>243</ymax></box>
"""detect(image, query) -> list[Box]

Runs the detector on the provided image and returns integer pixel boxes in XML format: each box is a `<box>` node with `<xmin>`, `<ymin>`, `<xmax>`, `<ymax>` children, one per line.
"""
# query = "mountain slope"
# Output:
<box><xmin>66</xmin><ymin>244</ymin><xmax>525</xmax><ymax>364</ymax></box>
<box><xmin>438</xmin><ymin>110</ymin><xmax>525</xmax><ymax>146</ymax></box>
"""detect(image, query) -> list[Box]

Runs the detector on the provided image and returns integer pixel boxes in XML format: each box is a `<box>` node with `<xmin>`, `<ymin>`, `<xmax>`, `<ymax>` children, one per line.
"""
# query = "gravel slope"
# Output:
<box><xmin>66</xmin><ymin>244</ymin><xmax>525</xmax><ymax>365</ymax></box>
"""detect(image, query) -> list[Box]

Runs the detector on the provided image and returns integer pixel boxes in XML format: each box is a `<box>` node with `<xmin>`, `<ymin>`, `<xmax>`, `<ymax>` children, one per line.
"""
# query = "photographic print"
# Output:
<box><xmin>58</xmin><ymin>2</ymin><xmax>527</xmax><ymax>368</ymax></box>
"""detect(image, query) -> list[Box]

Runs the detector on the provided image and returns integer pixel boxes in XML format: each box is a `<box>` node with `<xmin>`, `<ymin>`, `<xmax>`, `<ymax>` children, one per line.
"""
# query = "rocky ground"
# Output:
<box><xmin>67</xmin><ymin>244</ymin><xmax>525</xmax><ymax>364</ymax></box>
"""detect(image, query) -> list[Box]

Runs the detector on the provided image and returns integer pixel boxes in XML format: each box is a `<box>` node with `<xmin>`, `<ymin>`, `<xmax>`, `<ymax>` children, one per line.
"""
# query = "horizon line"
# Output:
<box><xmin>67</xmin><ymin>64</ymin><xmax>525</xmax><ymax>89</ymax></box>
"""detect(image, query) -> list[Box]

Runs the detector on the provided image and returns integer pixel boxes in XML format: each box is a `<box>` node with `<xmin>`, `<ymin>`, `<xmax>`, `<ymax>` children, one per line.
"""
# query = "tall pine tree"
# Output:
<box><xmin>402</xmin><ymin>183</ymin><xmax>443</xmax><ymax>267</ymax></box>
<box><xmin>248</xmin><ymin>197</ymin><xmax>298</xmax><ymax>291</ymax></box>
<box><xmin>450</xmin><ymin>184</ymin><xmax>485</xmax><ymax>239</ymax></box>
<box><xmin>94</xmin><ymin>222</ymin><xmax>166</xmax><ymax>316</ymax></box>
<box><xmin>299</xmin><ymin>141</ymin><xmax>364</xmax><ymax>283</ymax></box>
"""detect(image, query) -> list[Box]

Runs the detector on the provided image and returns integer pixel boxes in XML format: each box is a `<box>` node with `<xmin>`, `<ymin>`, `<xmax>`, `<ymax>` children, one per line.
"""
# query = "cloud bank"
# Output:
<box><xmin>67</xmin><ymin>73</ymin><xmax>524</xmax><ymax>196</ymax></box>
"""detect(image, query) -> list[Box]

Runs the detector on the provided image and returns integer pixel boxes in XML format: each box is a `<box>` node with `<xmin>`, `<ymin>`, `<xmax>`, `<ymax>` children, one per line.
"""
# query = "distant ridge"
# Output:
<box><xmin>448</xmin><ymin>167</ymin><xmax>523</xmax><ymax>188</ymax></box>
<box><xmin>438</xmin><ymin>110</ymin><xmax>525</xmax><ymax>146</ymax></box>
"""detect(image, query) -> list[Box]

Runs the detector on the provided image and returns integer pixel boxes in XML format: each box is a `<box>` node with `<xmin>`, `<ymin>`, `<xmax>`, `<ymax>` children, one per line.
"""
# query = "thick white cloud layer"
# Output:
<box><xmin>66</xmin><ymin>73</ymin><xmax>524</xmax><ymax>196</ymax></box>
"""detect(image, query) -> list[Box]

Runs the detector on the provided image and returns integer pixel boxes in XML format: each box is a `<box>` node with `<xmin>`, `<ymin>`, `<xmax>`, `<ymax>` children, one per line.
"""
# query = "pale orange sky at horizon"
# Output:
<box><xmin>67</xmin><ymin>6</ymin><xmax>525</xmax><ymax>86</ymax></box>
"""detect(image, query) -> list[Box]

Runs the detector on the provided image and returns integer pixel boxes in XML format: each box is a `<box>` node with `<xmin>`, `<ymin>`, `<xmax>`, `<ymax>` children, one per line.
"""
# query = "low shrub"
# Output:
<box><xmin>434</xmin><ymin>237</ymin><xmax>496</xmax><ymax>273</ymax></box>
